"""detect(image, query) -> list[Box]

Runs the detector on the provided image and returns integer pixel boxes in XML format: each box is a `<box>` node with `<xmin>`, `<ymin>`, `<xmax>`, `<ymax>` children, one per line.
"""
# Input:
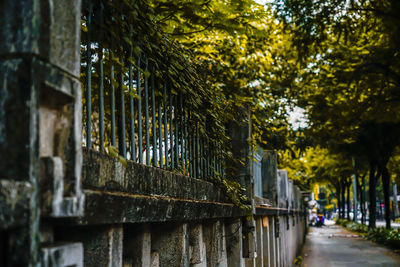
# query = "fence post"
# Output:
<box><xmin>0</xmin><ymin>0</ymin><xmax>83</xmax><ymax>265</ymax></box>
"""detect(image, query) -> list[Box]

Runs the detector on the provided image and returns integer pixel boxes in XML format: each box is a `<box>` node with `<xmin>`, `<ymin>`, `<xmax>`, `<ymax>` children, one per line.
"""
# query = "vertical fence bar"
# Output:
<box><xmin>199</xmin><ymin>137</ymin><xmax>203</xmax><ymax>179</ymax></box>
<box><xmin>118</xmin><ymin>72</ymin><xmax>126</xmax><ymax>157</ymax></box>
<box><xmin>202</xmin><ymin>138</ymin><xmax>206</xmax><ymax>179</ymax></box>
<box><xmin>128</xmin><ymin>50</ymin><xmax>136</xmax><ymax>161</ymax></box>
<box><xmin>174</xmin><ymin>95</ymin><xmax>179</xmax><ymax>169</ymax></box>
<box><xmin>188</xmin><ymin>114</ymin><xmax>193</xmax><ymax>177</ymax></box>
<box><xmin>202</xmin><ymin>137</ymin><xmax>205</xmax><ymax>179</ymax></box>
<box><xmin>213</xmin><ymin>144</ymin><xmax>217</xmax><ymax>177</ymax></box>
<box><xmin>144</xmin><ymin>57</ymin><xmax>150</xmax><ymax>165</ymax></box>
<box><xmin>222</xmin><ymin>158</ymin><xmax>226</xmax><ymax>178</ymax></box>
<box><xmin>158</xmin><ymin>94</ymin><xmax>163</xmax><ymax>168</ymax></box>
<box><xmin>137</xmin><ymin>55</ymin><xmax>143</xmax><ymax>163</ymax></box>
<box><xmin>151</xmin><ymin>65</ymin><xmax>157</xmax><ymax>166</ymax></box>
<box><xmin>163</xmin><ymin>84</ymin><xmax>169</xmax><ymax>169</ymax></box>
<box><xmin>183</xmin><ymin>103</ymin><xmax>188</xmax><ymax>174</ymax></box>
<box><xmin>110</xmin><ymin>67</ymin><xmax>116</xmax><ymax>148</ymax></box>
<box><xmin>217</xmin><ymin>144</ymin><xmax>221</xmax><ymax>176</ymax></box>
<box><xmin>179</xmin><ymin>94</ymin><xmax>185</xmax><ymax>173</ymax></box>
<box><xmin>192</xmin><ymin>122</ymin><xmax>196</xmax><ymax>178</ymax></box>
<box><xmin>195</xmin><ymin>123</ymin><xmax>199</xmax><ymax>178</ymax></box>
<box><xmin>86</xmin><ymin>7</ymin><xmax>93</xmax><ymax>149</ymax></box>
<box><xmin>207</xmin><ymin>141</ymin><xmax>211</xmax><ymax>179</ymax></box>
<box><xmin>98</xmin><ymin>49</ymin><xmax>105</xmax><ymax>151</ymax></box>
<box><xmin>98</xmin><ymin>6</ymin><xmax>104</xmax><ymax>151</ymax></box>
<box><xmin>169</xmin><ymin>92</ymin><xmax>174</xmax><ymax>169</ymax></box>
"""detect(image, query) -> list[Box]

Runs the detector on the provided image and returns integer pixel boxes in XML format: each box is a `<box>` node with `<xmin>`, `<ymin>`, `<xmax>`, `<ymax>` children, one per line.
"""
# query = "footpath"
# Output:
<box><xmin>302</xmin><ymin>223</ymin><xmax>400</xmax><ymax>266</ymax></box>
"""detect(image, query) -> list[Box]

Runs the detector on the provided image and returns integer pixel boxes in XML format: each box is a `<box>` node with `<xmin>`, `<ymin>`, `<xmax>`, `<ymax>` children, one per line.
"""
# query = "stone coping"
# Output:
<box><xmin>82</xmin><ymin>148</ymin><xmax>229</xmax><ymax>203</ymax></box>
<box><xmin>73</xmin><ymin>189</ymin><xmax>243</xmax><ymax>224</ymax></box>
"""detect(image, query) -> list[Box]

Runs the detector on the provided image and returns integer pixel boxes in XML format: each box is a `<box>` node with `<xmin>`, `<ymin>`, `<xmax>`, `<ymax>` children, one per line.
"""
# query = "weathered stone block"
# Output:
<box><xmin>124</xmin><ymin>224</ymin><xmax>151</xmax><ymax>267</ymax></box>
<box><xmin>151</xmin><ymin>223</ymin><xmax>189</xmax><ymax>267</ymax></box>
<box><xmin>204</xmin><ymin>220</ymin><xmax>227</xmax><ymax>267</ymax></box>
<box><xmin>0</xmin><ymin>59</ymin><xmax>38</xmax><ymax>181</ymax></box>
<box><xmin>189</xmin><ymin>224</ymin><xmax>206</xmax><ymax>267</ymax></box>
<box><xmin>0</xmin><ymin>180</ymin><xmax>33</xmax><ymax>229</ymax></box>
<box><xmin>82</xmin><ymin>149</ymin><xmax>228</xmax><ymax>203</ymax></box>
<box><xmin>288</xmin><ymin>180</ymin><xmax>294</xmax><ymax>211</ymax></box>
<box><xmin>55</xmin><ymin>225</ymin><xmax>123</xmax><ymax>267</ymax></box>
<box><xmin>41</xmin><ymin>242</ymin><xmax>83</xmax><ymax>267</ymax></box>
<box><xmin>277</xmin><ymin>170</ymin><xmax>288</xmax><ymax>208</ymax></box>
<box><xmin>226</xmin><ymin>219</ymin><xmax>244</xmax><ymax>267</ymax></box>
<box><xmin>0</xmin><ymin>57</ymin><xmax>83</xmax><ymax>218</ymax></box>
<box><xmin>0</xmin><ymin>0</ymin><xmax>82</xmax><ymax>76</ymax></box>
<box><xmin>255</xmin><ymin>217</ymin><xmax>263</xmax><ymax>267</ymax></box>
<box><xmin>242</xmin><ymin>218</ymin><xmax>256</xmax><ymax>260</ymax></box>
<box><xmin>78</xmin><ymin>190</ymin><xmax>242</xmax><ymax>224</ymax></box>
<box><xmin>261</xmin><ymin>151</ymin><xmax>277</xmax><ymax>205</ymax></box>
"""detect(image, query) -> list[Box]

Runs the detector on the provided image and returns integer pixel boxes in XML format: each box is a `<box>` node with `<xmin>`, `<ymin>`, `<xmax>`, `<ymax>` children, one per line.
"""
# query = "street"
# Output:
<box><xmin>302</xmin><ymin>223</ymin><xmax>400</xmax><ymax>266</ymax></box>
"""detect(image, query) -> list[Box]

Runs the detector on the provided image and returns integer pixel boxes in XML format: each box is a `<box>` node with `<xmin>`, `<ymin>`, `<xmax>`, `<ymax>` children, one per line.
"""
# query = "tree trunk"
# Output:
<box><xmin>380</xmin><ymin>165</ymin><xmax>391</xmax><ymax>229</ymax></box>
<box><xmin>361</xmin><ymin>174</ymin><xmax>366</xmax><ymax>224</ymax></box>
<box><xmin>356</xmin><ymin>175</ymin><xmax>361</xmax><ymax>222</ymax></box>
<box><xmin>369</xmin><ymin>163</ymin><xmax>377</xmax><ymax>229</ymax></box>
<box><xmin>337</xmin><ymin>185</ymin><xmax>342</xmax><ymax>219</ymax></box>
<box><xmin>341</xmin><ymin>180</ymin><xmax>346</xmax><ymax>219</ymax></box>
<box><xmin>346</xmin><ymin>181</ymin><xmax>350</xmax><ymax>220</ymax></box>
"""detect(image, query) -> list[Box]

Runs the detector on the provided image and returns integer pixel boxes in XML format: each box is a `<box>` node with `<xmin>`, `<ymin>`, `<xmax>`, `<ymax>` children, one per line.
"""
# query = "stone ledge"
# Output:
<box><xmin>72</xmin><ymin>189</ymin><xmax>244</xmax><ymax>225</ymax></box>
<box><xmin>255</xmin><ymin>206</ymin><xmax>305</xmax><ymax>216</ymax></box>
<box><xmin>82</xmin><ymin>148</ymin><xmax>229</xmax><ymax>203</ymax></box>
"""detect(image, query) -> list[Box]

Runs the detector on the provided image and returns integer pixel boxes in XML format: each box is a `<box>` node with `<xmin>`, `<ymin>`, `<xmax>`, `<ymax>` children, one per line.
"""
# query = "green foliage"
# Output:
<box><xmin>211</xmin><ymin>174</ymin><xmax>251</xmax><ymax>212</ymax></box>
<box><xmin>336</xmin><ymin>219</ymin><xmax>369</xmax><ymax>234</ymax></box>
<box><xmin>107</xmin><ymin>146</ymin><xmax>128</xmax><ymax>167</ymax></box>
<box><xmin>293</xmin><ymin>256</ymin><xmax>303</xmax><ymax>266</ymax></box>
<box><xmin>337</xmin><ymin>219</ymin><xmax>400</xmax><ymax>248</ymax></box>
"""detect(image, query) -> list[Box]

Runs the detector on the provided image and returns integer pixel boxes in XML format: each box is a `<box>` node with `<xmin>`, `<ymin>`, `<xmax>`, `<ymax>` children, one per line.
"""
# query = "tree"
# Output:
<box><xmin>276</xmin><ymin>0</ymin><xmax>400</xmax><ymax>229</ymax></box>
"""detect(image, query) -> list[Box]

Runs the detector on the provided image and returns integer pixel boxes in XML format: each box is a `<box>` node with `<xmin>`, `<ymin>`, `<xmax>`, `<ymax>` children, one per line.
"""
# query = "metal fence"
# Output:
<box><xmin>81</xmin><ymin>1</ymin><xmax>225</xmax><ymax>180</ymax></box>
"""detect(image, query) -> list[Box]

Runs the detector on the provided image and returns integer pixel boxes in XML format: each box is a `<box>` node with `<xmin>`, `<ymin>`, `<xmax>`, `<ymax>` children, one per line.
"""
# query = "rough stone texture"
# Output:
<box><xmin>268</xmin><ymin>217</ymin><xmax>276</xmax><ymax>267</ymax></box>
<box><xmin>36</xmin><ymin>56</ymin><xmax>84</xmax><ymax>218</ymax></box>
<box><xmin>124</xmin><ymin>223</ymin><xmax>151</xmax><ymax>266</ymax></box>
<box><xmin>0</xmin><ymin>180</ymin><xmax>33</xmax><ymax>229</ymax></box>
<box><xmin>189</xmin><ymin>224</ymin><xmax>206</xmax><ymax>267</ymax></box>
<box><xmin>0</xmin><ymin>58</ymin><xmax>37</xmax><ymax>182</ymax></box>
<box><xmin>77</xmin><ymin>190</ymin><xmax>242</xmax><ymax>224</ymax></box>
<box><xmin>288</xmin><ymin>180</ymin><xmax>294</xmax><ymax>211</ymax></box>
<box><xmin>277</xmin><ymin>170</ymin><xmax>289</xmax><ymax>209</ymax></box>
<box><xmin>261</xmin><ymin>151</ymin><xmax>277</xmax><ymax>205</ymax></box>
<box><xmin>0</xmin><ymin>56</ymin><xmax>83</xmax><ymax>218</ymax></box>
<box><xmin>226</xmin><ymin>219</ymin><xmax>244</xmax><ymax>267</ymax></box>
<box><xmin>262</xmin><ymin>217</ymin><xmax>270</xmax><ymax>267</ymax></box>
<box><xmin>0</xmin><ymin>0</ymin><xmax>40</xmax><ymax>55</ymax></box>
<box><xmin>151</xmin><ymin>223</ymin><xmax>190</xmax><ymax>267</ymax></box>
<box><xmin>150</xmin><ymin>251</ymin><xmax>160</xmax><ymax>267</ymax></box>
<box><xmin>54</xmin><ymin>225</ymin><xmax>123</xmax><ymax>267</ymax></box>
<box><xmin>255</xmin><ymin>218</ymin><xmax>263</xmax><ymax>267</ymax></box>
<box><xmin>0</xmin><ymin>0</ymin><xmax>82</xmax><ymax>76</ymax></box>
<box><xmin>83</xmin><ymin>148</ymin><xmax>228</xmax><ymax>203</ymax></box>
<box><xmin>255</xmin><ymin>206</ymin><xmax>291</xmax><ymax>216</ymax></box>
<box><xmin>0</xmin><ymin>57</ymin><xmax>41</xmax><ymax>266</ymax></box>
<box><xmin>204</xmin><ymin>220</ymin><xmax>226</xmax><ymax>267</ymax></box>
<box><xmin>41</xmin><ymin>242</ymin><xmax>83</xmax><ymax>267</ymax></box>
<box><xmin>242</xmin><ymin>218</ymin><xmax>256</xmax><ymax>260</ymax></box>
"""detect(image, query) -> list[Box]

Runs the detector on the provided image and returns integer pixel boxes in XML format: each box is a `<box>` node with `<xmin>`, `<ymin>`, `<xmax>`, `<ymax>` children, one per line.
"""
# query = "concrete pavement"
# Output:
<box><xmin>302</xmin><ymin>224</ymin><xmax>400</xmax><ymax>267</ymax></box>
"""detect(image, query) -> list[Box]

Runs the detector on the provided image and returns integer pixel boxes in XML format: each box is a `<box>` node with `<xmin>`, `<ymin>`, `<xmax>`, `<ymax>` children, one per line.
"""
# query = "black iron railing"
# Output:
<box><xmin>81</xmin><ymin>0</ymin><xmax>225</xmax><ymax>180</ymax></box>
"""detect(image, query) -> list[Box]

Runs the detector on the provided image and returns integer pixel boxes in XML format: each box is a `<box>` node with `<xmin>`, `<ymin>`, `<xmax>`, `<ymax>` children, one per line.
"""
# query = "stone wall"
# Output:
<box><xmin>0</xmin><ymin>1</ymin><xmax>308</xmax><ymax>266</ymax></box>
